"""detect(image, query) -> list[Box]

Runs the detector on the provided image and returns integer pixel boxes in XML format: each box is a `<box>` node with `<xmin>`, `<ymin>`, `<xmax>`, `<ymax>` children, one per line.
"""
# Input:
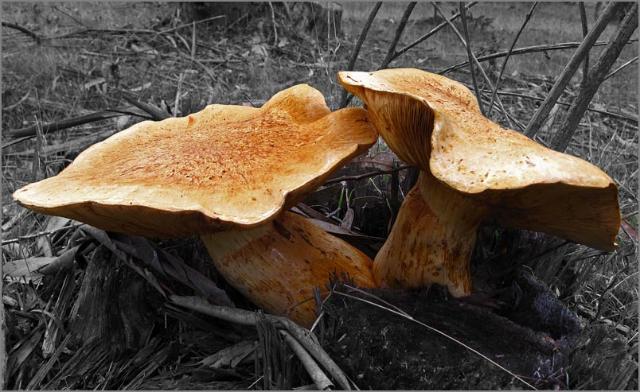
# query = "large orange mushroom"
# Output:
<box><xmin>338</xmin><ymin>68</ymin><xmax>620</xmax><ymax>297</ymax></box>
<box><xmin>14</xmin><ymin>84</ymin><xmax>378</xmax><ymax>326</ymax></box>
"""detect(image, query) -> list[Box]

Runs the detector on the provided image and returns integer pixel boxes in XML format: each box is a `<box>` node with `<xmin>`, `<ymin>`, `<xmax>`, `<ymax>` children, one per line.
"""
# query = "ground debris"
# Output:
<box><xmin>319</xmin><ymin>283</ymin><xmax>579</xmax><ymax>390</ymax></box>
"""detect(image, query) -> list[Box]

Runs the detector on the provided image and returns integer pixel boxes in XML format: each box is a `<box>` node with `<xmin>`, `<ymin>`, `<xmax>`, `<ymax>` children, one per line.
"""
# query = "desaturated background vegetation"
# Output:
<box><xmin>1</xmin><ymin>1</ymin><xmax>638</xmax><ymax>390</ymax></box>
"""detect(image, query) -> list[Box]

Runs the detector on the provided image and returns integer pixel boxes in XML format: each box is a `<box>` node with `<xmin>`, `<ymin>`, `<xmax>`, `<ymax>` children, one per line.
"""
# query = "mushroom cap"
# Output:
<box><xmin>339</xmin><ymin>68</ymin><xmax>620</xmax><ymax>250</ymax></box>
<box><xmin>14</xmin><ymin>84</ymin><xmax>378</xmax><ymax>237</ymax></box>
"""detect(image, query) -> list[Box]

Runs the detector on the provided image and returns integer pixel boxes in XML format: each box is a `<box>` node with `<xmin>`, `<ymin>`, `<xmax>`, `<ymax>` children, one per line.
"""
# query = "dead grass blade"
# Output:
<box><xmin>199</xmin><ymin>340</ymin><xmax>257</xmax><ymax>369</ymax></box>
<box><xmin>26</xmin><ymin>334</ymin><xmax>72</xmax><ymax>389</ymax></box>
<box><xmin>4</xmin><ymin>257</ymin><xmax>55</xmax><ymax>283</ymax></box>
<box><xmin>81</xmin><ymin>226</ymin><xmax>233</xmax><ymax>306</ymax></box>
<box><xmin>7</xmin><ymin>326</ymin><xmax>45</xmax><ymax>381</ymax></box>
<box><xmin>603</xmin><ymin>56</ymin><xmax>638</xmax><ymax>81</ymax></box>
<box><xmin>2</xmin><ymin>223</ymin><xmax>84</xmax><ymax>246</ymax></box>
<box><xmin>112</xmin><ymin>233</ymin><xmax>233</xmax><ymax>306</ymax></box>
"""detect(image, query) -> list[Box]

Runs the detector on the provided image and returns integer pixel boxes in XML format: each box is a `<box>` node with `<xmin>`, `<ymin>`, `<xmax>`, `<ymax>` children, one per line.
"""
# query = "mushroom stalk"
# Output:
<box><xmin>374</xmin><ymin>171</ymin><xmax>486</xmax><ymax>297</ymax></box>
<box><xmin>201</xmin><ymin>212</ymin><xmax>375</xmax><ymax>327</ymax></box>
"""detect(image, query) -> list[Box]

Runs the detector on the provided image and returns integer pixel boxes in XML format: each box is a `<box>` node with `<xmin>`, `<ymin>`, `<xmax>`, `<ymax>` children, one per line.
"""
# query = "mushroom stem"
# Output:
<box><xmin>201</xmin><ymin>212</ymin><xmax>376</xmax><ymax>327</ymax></box>
<box><xmin>373</xmin><ymin>171</ymin><xmax>487</xmax><ymax>297</ymax></box>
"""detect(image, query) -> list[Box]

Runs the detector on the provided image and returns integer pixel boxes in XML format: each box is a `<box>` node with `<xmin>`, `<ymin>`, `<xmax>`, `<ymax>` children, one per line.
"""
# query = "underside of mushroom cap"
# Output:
<box><xmin>338</xmin><ymin>68</ymin><xmax>620</xmax><ymax>250</ymax></box>
<box><xmin>14</xmin><ymin>84</ymin><xmax>378</xmax><ymax>237</ymax></box>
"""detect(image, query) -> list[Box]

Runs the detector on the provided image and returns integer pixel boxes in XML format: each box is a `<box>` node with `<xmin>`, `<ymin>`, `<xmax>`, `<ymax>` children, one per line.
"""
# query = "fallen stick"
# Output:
<box><xmin>525</xmin><ymin>2</ymin><xmax>626</xmax><ymax>138</ymax></box>
<box><xmin>439</xmin><ymin>39</ymin><xmax>636</xmax><ymax>75</ymax></box>
<box><xmin>6</xmin><ymin>110</ymin><xmax>151</xmax><ymax>138</ymax></box>
<box><xmin>170</xmin><ymin>295</ymin><xmax>352</xmax><ymax>390</ymax></box>
<box><xmin>281</xmin><ymin>330</ymin><xmax>333</xmax><ymax>390</ymax></box>
<box><xmin>551</xmin><ymin>4</ymin><xmax>638</xmax><ymax>152</ymax></box>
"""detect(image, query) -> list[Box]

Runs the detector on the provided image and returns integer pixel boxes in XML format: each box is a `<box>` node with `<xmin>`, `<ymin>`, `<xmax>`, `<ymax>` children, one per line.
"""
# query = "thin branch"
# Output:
<box><xmin>120</xmin><ymin>92</ymin><xmax>169</xmax><ymax>120</ymax></box>
<box><xmin>340</xmin><ymin>2</ymin><xmax>382</xmax><ymax>108</ymax></box>
<box><xmin>524</xmin><ymin>2</ymin><xmax>626</xmax><ymax>138</ymax></box>
<box><xmin>440</xmin><ymin>40</ymin><xmax>635</xmax><ymax>75</ymax></box>
<box><xmin>551</xmin><ymin>4</ymin><xmax>637</xmax><ymax>152</ymax></box>
<box><xmin>1</xmin><ymin>136</ymin><xmax>33</xmax><ymax>150</ymax></box>
<box><xmin>459</xmin><ymin>3</ymin><xmax>484</xmax><ymax>115</ymax></box>
<box><xmin>2</xmin><ymin>223</ymin><xmax>85</xmax><ymax>246</ymax></box>
<box><xmin>7</xmin><ymin>111</ymin><xmax>127</xmax><ymax>138</ymax></box>
<box><xmin>280</xmin><ymin>330</ymin><xmax>333</xmax><ymax>390</ymax></box>
<box><xmin>578</xmin><ymin>2</ymin><xmax>590</xmax><ymax>89</ymax></box>
<box><xmin>487</xmin><ymin>2</ymin><xmax>537</xmax><ymax>115</ymax></box>
<box><xmin>433</xmin><ymin>2</ymin><xmax>514</xmax><ymax>128</ymax></box>
<box><xmin>391</xmin><ymin>2</ymin><xmax>478</xmax><ymax>62</ymax></box>
<box><xmin>268</xmin><ymin>2</ymin><xmax>278</xmax><ymax>46</ymax></box>
<box><xmin>480</xmin><ymin>89</ymin><xmax>637</xmax><ymax>123</ymax></box>
<box><xmin>46</xmin><ymin>16</ymin><xmax>226</xmax><ymax>40</ymax></box>
<box><xmin>6</xmin><ymin>108</ymin><xmax>153</xmax><ymax>139</ymax></box>
<box><xmin>343</xmin><ymin>2</ymin><xmax>415</xmax><ymax>108</ymax></box>
<box><xmin>170</xmin><ymin>295</ymin><xmax>352</xmax><ymax>390</ymax></box>
<box><xmin>380</xmin><ymin>2</ymin><xmax>417</xmax><ymax>69</ymax></box>
<box><xmin>324</xmin><ymin>165</ymin><xmax>410</xmax><ymax>186</ymax></box>
<box><xmin>2</xmin><ymin>21</ymin><xmax>41</xmax><ymax>43</ymax></box>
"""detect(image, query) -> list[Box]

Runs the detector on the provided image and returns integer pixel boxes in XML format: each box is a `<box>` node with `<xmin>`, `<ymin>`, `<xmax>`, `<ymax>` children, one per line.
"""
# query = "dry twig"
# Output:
<box><xmin>281</xmin><ymin>330</ymin><xmax>333</xmax><ymax>390</ymax></box>
<box><xmin>339</xmin><ymin>2</ymin><xmax>382</xmax><ymax>108</ymax></box>
<box><xmin>432</xmin><ymin>2</ymin><xmax>513</xmax><ymax>128</ymax></box>
<box><xmin>391</xmin><ymin>2</ymin><xmax>478</xmax><ymax>62</ymax></box>
<box><xmin>487</xmin><ymin>2</ymin><xmax>537</xmax><ymax>115</ymax></box>
<box><xmin>380</xmin><ymin>2</ymin><xmax>417</xmax><ymax>69</ymax></box>
<box><xmin>604</xmin><ymin>56</ymin><xmax>638</xmax><ymax>81</ymax></box>
<box><xmin>578</xmin><ymin>2</ymin><xmax>590</xmax><ymax>90</ymax></box>
<box><xmin>551</xmin><ymin>4</ymin><xmax>638</xmax><ymax>152</ymax></box>
<box><xmin>323</xmin><ymin>165</ymin><xmax>410</xmax><ymax>186</ymax></box>
<box><xmin>1</xmin><ymin>21</ymin><xmax>41</xmax><ymax>43</ymax></box>
<box><xmin>439</xmin><ymin>40</ymin><xmax>635</xmax><ymax>75</ymax></box>
<box><xmin>524</xmin><ymin>2</ymin><xmax>626</xmax><ymax>138</ymax></box>
<box><xmin>459</xmin><ymin>2</ymin><xmax>484</xmax><ymax>114</ymax></box>
<box><xmin>6</xmin><ymin>110</ymin><xmax>150</xmax><ymax>139</ymax></box>
<box><xmin>170</xmin><ymin>295</ymin><xmax>352</xmax><ymax>390</ymax></box>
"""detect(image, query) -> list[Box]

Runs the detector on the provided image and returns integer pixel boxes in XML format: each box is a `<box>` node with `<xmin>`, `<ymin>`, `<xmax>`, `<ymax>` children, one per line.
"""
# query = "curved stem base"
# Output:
<box><xmin>373</xmin><ymin>171</ymin><xmax>486</xmax><ymax>297</ymax></box>
<box><xmin>201</xmin><ymin>212</ymin><xmax>375</xmax><ymax>327</ymax></box>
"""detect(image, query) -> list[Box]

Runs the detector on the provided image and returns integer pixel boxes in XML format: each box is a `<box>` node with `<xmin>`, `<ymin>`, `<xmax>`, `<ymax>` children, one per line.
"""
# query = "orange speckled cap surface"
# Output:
<box><xmin>13</xmin><ymin>84</ymin><xmax>378</xmax><ymax>237</ymax></box>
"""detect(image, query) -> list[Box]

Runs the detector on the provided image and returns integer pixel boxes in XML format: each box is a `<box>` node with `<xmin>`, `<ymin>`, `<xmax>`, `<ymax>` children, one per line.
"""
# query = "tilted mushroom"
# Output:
<box><xmin>14</xmin><ymin>84</ymin><xmax>378</xmax><ymax>326</ymax></box>
<box><xmin>338</xmin><ymin>68</ymin><xmax>620</xmax><ymax>297</ymax></box>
